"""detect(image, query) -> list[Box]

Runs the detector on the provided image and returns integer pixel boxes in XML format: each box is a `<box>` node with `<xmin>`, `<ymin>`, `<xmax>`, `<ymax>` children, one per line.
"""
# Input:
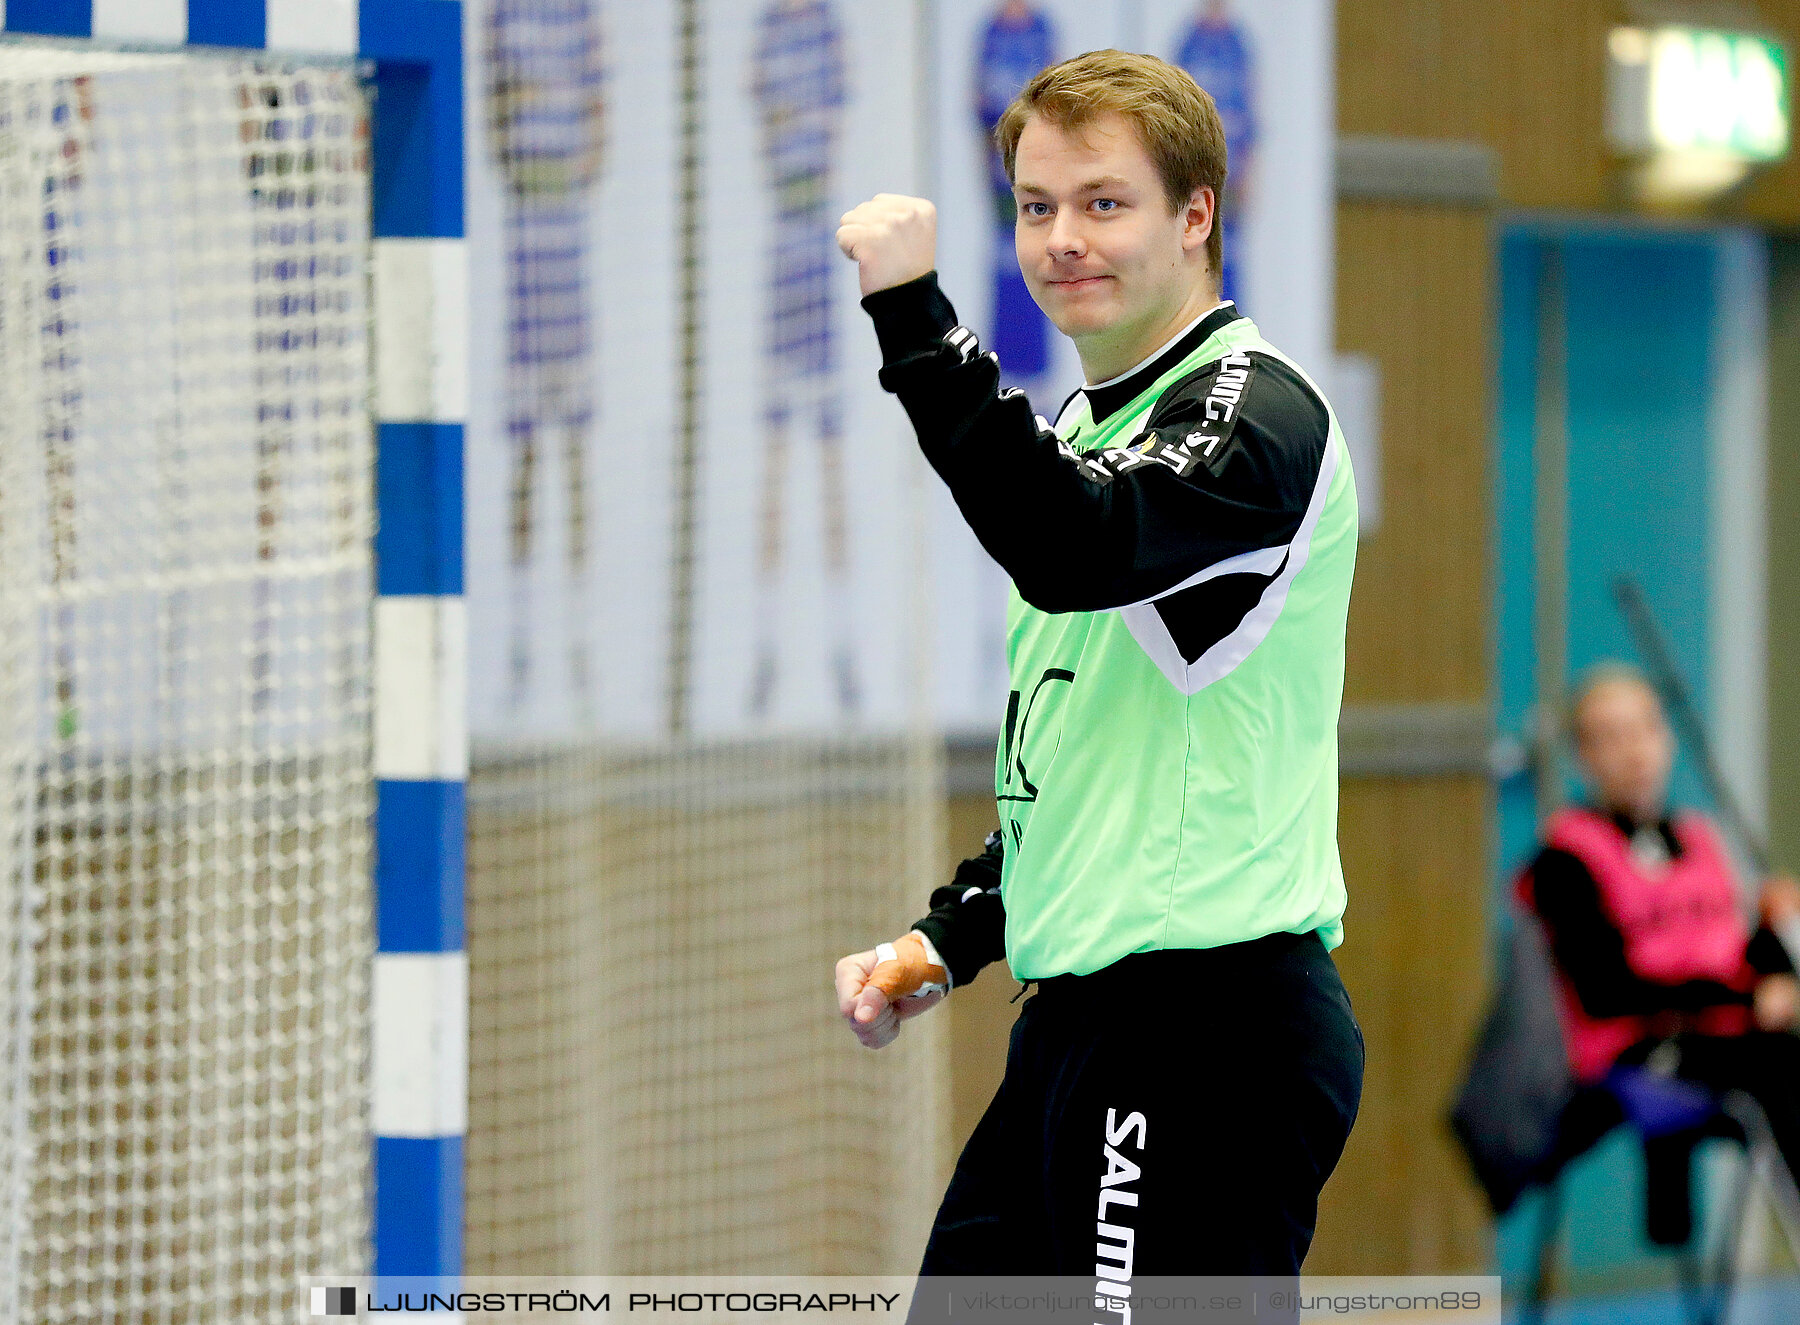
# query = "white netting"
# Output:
<box><xmin>462</xmin><ymin>0</ymin><xmax>949</xmax><ymax>1278</ymax></box>
<box><xmin>0</xmin><ymin>48</ymin><xmax>374</xmax><ymax>1323</ymax></box>
<box><xmin>464</xmin><ymin>737</ymin><xmax>947</xmax><ymax>1276</ymax></box>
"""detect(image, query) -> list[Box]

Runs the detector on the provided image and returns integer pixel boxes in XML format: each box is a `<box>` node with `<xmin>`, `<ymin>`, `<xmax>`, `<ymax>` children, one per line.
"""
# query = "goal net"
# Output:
<box><xmin>0</xmin><ymin>47</ymin><xmax>374</xmax><ymax>1322</ymax></box>
<box><xmin>465</xmin><ymin>739</ymin><xmax>948</xmax><ymax>1276</ymax></box>
<box><xmin>462</xmin><ymin>0</ymin><xmax>950</xmax><ymax>1278</ymax></box>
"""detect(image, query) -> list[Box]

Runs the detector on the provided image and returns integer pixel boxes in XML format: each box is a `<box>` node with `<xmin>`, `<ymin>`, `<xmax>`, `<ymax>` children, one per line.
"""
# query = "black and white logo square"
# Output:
<box><xmin>311</xmin><ymin>1286</ymin><xmax>356</xmax><ymax>1316</ymax></box>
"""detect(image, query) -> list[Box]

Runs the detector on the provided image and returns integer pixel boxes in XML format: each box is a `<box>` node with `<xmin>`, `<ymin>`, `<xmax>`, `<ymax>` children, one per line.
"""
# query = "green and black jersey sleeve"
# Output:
<box><xmin>863</xmin><ymin>271</ymin><xmax>1331</xmax><ymax>655</ymax></box>
<box><xmin>909</xmin><ymin>830</ymin><xmax>1007</xmax><ymax>990</ymax></box>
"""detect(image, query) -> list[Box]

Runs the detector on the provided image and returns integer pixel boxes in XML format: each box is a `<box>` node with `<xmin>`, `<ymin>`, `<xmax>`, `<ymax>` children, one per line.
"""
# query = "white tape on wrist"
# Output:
<box><xmin>907</xmin><ymin>930</ymin><xmax>951</xmax><ymax>998</ymax></box>
<box><xmin>871</xmin><ymin>936</ymin><xmax>949</xmax><ymax>1000</ymax></box>
<box><xmin>909</xmin><ymin>930</ymin><xmax>949</xmax><ymax>987</ymax></box>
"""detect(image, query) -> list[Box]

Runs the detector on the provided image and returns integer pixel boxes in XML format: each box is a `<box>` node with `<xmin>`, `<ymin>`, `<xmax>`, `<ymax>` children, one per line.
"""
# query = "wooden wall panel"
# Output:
<box><xmin>1337</xmin><ymin>203</ymin><xmax>1491</xmax><ymax>705</ymax></box>
<box><xmin>1303</xmin><ymin>199</ymin><xmax>1494</xmax><ymax>1273</ymax></box>
<box><xmin>1338</xmin><ymin>0</ymin><xmax>1800</xmax><ymax>225</ymax></box>
<box><xmin>1308</xmin><ymin>776</ymin><xmax>1493</xmax><ymax>1274</ymax></box>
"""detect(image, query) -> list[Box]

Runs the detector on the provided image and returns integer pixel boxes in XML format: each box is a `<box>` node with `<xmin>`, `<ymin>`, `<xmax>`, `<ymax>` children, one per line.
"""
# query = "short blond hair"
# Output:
<box><xmin>1568</xmin><ymin>662</ymin><xmax>1662</xmax><ymax>743</ymax></box>
<box><xmin>994</xmin><ymin>49</ymin><xmax>1228</xmax><ymax>279</ymax></box>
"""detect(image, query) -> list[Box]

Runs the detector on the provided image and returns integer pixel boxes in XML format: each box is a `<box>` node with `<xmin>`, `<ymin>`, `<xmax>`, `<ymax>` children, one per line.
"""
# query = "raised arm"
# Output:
<box><xmin>861</xmin><ymin>275</ymin><xmax>1325</xmax><ymax>619</ymax></box>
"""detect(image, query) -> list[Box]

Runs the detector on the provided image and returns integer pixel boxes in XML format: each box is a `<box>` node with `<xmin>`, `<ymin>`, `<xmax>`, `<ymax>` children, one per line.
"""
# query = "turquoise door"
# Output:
<box><xmin>1492</xmin><ymin>220</ymin><xmax>1768</xmax><ymax>1300</ymax></box>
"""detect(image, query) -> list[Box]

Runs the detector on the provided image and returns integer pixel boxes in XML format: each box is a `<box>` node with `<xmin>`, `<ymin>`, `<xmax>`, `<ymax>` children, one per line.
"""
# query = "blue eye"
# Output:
<box><xmin>1093</xmin><ymin>198</ymin><xmax>1118</xmax><ymax>213</ymax></box>
<box><xmin>1021</xmin><ymin>201</ymin><xmax>1050</xmax><ymax>217</ymax></box>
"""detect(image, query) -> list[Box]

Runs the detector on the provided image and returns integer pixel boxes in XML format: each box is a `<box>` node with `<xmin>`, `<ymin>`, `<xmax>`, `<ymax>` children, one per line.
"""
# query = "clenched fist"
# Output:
<box><xmin>834</xmin><ymin>937</ymin><xmax>946</xmax><ymax>1051</ymax></box>
<box><xmin>836</xmin><ymin>193</ymin><xmax>936</xmax><ymax>297</ymax></box>
<box><xmin>1756</xmin><ymin>973</ymin><xmax>1800</xmax><ymax>1032</ymax></box>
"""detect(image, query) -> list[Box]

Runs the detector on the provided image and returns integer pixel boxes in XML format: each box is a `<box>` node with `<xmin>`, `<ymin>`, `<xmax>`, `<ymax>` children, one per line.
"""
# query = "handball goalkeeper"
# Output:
<box><xmin>832</xmin><ymin>49</ymin><xmax>1363</xmax><ymax>1277</ymax></box>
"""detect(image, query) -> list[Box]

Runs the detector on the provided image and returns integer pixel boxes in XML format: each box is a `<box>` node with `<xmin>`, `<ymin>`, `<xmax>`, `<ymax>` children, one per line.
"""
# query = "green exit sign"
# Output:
<box><xmin>1608</xmin><ymin>25</ymin><xmax>1790</xmax><ymax>163</ymax></box>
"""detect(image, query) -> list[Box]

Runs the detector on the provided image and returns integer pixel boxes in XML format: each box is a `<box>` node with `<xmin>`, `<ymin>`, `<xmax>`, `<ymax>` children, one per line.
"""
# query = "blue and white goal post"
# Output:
<box><xmin>0</xmin><ymin>0</ymin><xmax>469</xmax><ymax>1285</ymax></box>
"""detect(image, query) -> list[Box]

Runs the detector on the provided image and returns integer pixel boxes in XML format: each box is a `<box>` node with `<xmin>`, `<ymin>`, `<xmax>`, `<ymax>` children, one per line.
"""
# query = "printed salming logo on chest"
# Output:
<box><xmin>998</xmin><ymin>665</ymin><xmax>1075</xmax><ymax>848</ymax></box>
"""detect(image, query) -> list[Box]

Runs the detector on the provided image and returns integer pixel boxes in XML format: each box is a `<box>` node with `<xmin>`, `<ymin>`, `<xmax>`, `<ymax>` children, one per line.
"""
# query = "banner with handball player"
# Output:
<box><xmin>465</xmin><ymin>0</ymin><xmax>925</xmax><ymax>741</ymax></box>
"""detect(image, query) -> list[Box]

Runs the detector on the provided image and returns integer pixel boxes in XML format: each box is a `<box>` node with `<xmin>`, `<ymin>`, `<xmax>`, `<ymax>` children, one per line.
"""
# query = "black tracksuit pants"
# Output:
<box><xmin>915</xmin><ymin>932</ymin><xmax>1364</xmax><ymax>1281</ymax></box>
<box><xmin>1622</xmin><ymin>1031</ymin><xmax>1800</xmax><ymax>1246</ymax></box>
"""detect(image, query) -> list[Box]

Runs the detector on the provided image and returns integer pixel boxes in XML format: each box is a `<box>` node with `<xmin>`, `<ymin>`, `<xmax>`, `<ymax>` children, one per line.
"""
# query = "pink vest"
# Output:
<box><xmin>1518</xmin><ymin>807</ymin><xmax>1755</xmax><ymax>1082</ymax></box>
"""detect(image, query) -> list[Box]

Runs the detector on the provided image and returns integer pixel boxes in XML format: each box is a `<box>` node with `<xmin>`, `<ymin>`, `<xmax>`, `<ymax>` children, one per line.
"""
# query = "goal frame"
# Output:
<box><xmin>0</xmin><ymin>0</ymin><xmax>470</xmax><ymax>1282</ymax></box>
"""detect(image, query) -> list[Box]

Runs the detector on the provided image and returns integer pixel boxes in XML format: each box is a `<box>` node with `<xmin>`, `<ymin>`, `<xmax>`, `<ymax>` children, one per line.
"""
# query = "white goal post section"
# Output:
<box><xmin>0</xmin><ymin>2</ymin><xmax>467</xmax><ymax>1320</ymax></box>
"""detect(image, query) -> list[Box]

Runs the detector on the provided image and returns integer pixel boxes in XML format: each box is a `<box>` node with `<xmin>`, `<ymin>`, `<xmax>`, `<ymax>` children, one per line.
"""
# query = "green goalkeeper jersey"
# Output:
<box><xmin>866</xmin><ymin>277</ymin><xmax>1356</xmax><ymax>981</ymax></box>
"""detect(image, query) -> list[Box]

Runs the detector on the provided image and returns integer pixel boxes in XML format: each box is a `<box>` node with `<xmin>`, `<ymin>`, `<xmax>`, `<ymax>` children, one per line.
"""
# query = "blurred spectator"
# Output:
<box><xmin>1518</xmin><ymin>663</ymin><xmax>1800</xmax><ymax>1245</ymax></box>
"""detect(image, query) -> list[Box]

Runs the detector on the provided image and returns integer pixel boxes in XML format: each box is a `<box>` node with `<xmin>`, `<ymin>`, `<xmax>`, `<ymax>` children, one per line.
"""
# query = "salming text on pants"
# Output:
<box><xmin>917</xmin><ymin>932</ymin><xmax>1364</xmax><ymax>1282</ymax></box>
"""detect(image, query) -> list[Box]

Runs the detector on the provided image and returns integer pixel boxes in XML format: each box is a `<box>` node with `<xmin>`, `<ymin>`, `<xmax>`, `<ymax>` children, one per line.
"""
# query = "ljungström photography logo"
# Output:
<box><xmin>311</xmin><ymin>1285</ymin><xmax>356</xmax><ymax>1316</ymax></box>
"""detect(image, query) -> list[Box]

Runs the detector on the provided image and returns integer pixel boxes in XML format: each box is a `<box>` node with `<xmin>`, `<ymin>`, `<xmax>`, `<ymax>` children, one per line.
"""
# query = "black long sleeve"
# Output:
<box><xmin>861</xmin><ymin>273</ymin><xmax>1328</xmax><ymax>618</ymax></box>
<box><xmin>1749</xmin><ymin>925</ymin><xmax>1797</xmax><ymax>977</ymax></box>
<box><xmin>910</xmin><ymin>829</ymin><xmax>1007</xmax><ymax>990</ymax></box>
<box><xmin>1530</xmin><ymin>845</ymin><xmax>1759</xmax><ymax>1018</ymax></box>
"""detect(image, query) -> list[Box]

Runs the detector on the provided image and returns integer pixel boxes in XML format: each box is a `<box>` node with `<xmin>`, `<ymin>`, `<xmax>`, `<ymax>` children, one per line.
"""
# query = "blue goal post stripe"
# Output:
<box><xmin>377</xmin><ymin>778</ymin><xmax>468</xmax><ymax>954</ymax></box>
<box><xmin>364</xmin><ymin>1</ymin><xmax>466</xmax><ymax>241</ymax></box>
<box><xmin>378</xmin><ymin>422</ymin><xmax>466</xmax><ymax>597</ymax></box>
<box><xmin>188</xmin><ymin>0</ymin><xmax>265</xmax><ymax>48</ymax></box>
<box><xmin>4</xmin><ymin>0</ymin><xmax>90</xmax><ymax>36</ymax></box>
<box><xmin>375</xmin><ymin>1135</ymin><xmax>464</xmax><ymax>1278</ymax></box>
